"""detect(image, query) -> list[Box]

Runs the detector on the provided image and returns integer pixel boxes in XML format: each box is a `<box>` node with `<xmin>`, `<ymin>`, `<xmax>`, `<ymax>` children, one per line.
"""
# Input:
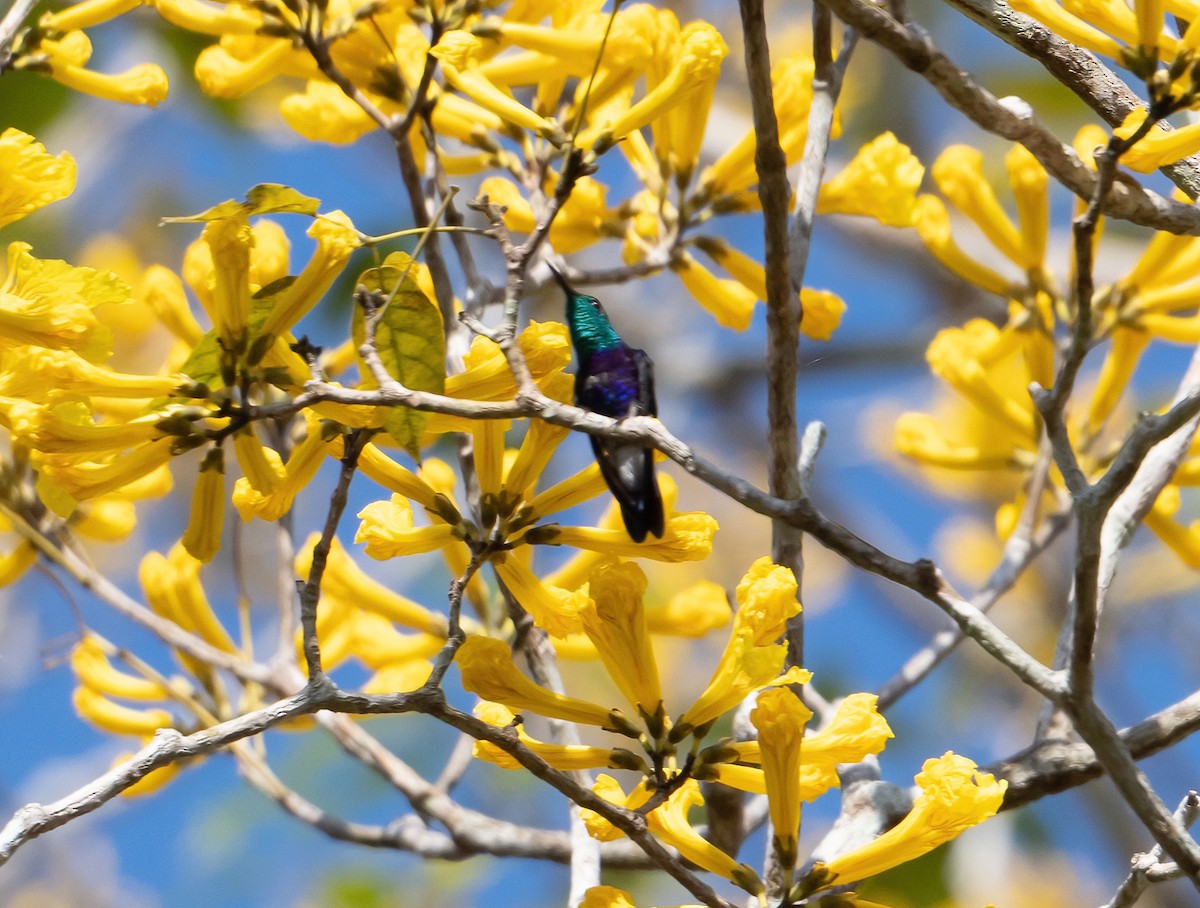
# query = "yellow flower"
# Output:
<box><xmin>3</xmin><ymin>398</ymin><xmax>203</xmax><ymax>456</ymax></box>
<box><xmin>479</xmin><ymin>176</ymin><xmax>619</xmax><ymax>254</ymax></box>
<box><xmin>149</xmin><ymin>0</ymin><xmax>263</xmax><ymax>35</ymax></box>
<box><xmin>0</xmin><ymin>129</ymin><xmax>76</xmax><ymax>229</ymax></box>
<box><xmin>431</xmin><ymin>31</ymin><xmax>560</xmax><ymax>138</ymax></box>
<box><xmin>280</xmin><ymin>80</ymin><xmax>376</xmax><ymax>145</ymax></box>
<box><xmin>472</xmin><ymin>702</ymin><xmax>630</xmax><ymax>771</ymax></box>
<box><xmin>1005</xmin><ymin>143</ymin><xmax>1049</xmax><ymax>271</ymax></box>
<box><xmin>457</xmin><ymin>636</ymin><xmax>635</xmax><ymax>732</ymax></box>
<box><xmin>418</xmin><ymin>321</ymin><xmax>572</xmax><ymax>435</ymax></box>
<box><xmin>231</xmin><ymin>427</ymin><xmax>285</xmax><ymax>495</ymax></box>
<box><xmin>731</xmin><ymin>692</ymin><xmax>893</xmax><ymax>768</ymax></box>
<box><xmin>71</xmin><ymin>497</ymin><xmax>138</xmax><ymax>542</ymax></box>
<box><xmin>0</xmin><ymin>241</ymin><xmax>125</xmax><ymax>363</ymax></box>
<box><xmin>39</xmin><ymin>34</ymin><xmax>168</xmax><ymax>106</ymax></box>
<box><xmin>932</xmin><ymin>146</ymin><xmax>1029</xmax><ymax>270</ymax></box>
<box><xmin>36</xmin><ymin>441</ymin><xmax>174</xmax><ymax>506</ymax></box>
<box><xmin>579</xmin><ymin>887</ymin><xmax>637</xmax><ymax>908</ymax></box>
<box><xmin>925</xmin><ymin>322</ymin><xmax>1037</xmax><ymax>438</ymax></box>
<box><xmin>690</xmin><ymin>239</ymin><xmax>846</xmax><ymax>341</ymax></box>
<box><xmin>140</xmin><ymin>543</ymin><xmax>238</xmax><ymax>655</ymax></box>
<box><xmin>1087</xmin><ymin>326</ymin><xmax>1151</xmax><ymax>432</ymax></box>
<box><xmin>0</xmin><ymin>348</ymin><xmax>180</xmax><ymax>401</ymax></box>
<box><xmin>649</xmin><ymin>779</ymin><xmax>761</xmax><ymax>892</ymax></box>
<box><xmin>580</xmin><ymin>561</ymin><xmax>662</xmax><ymax>713</ymax></box>
<box><xmin>817</xmin><ymin>133</ymin><xmax>924</xmax><ymax>227</ymax></box>
<box><xmin>194</xmin><ymin>38</ymin><xmax>296</xmax><ymax>100</ymax></box>
<box><xmin>355</xmin><ymin>494</ymin><xmax>460</xmax><ymax>559</ymax></box>
<box><xmin>751</xmin><ymin>687</ymin><xmax>812</xmax><ymax>874</ymax></box>
<box><xmin>0</xmin><ymin>539</ymin><xmax>38</xmax><ymax>587</ymax></box>
<box><xmin>493</xmin><ymin>555</ymin><xmax>592</xmax><ymax>638</ymax></box>
<box><xmin>647</xmin><ymin>579</ymin><xmax>730</xmax><ymax>635</ymax></box>
<box><xmin>677</xmin><ymin>638</ymin><xmax>810</xmax><ymax>734</ymax></box>
<box><xmin>292</xmin><ymin>568</ymin><xmax>440</xmax><ymax>680</ymax></box>
<box><xmin>232</xmin><ymin>416</ymin><xmax>337</xmax><ymax>521</ymax></box>
<box><xmin>548</xmin><ymin>510</ymin><xmax>718</xmax><ymax>562</ymax></box>
<box><xmin>1115</xmin><ymin>108</ymin><xmax>1200</xmax><ymax>172</ymax></box>
<box><xmin>713</xmin><ymin>707</ymin><xmax>886</xmax><ymax>800</ymax></box>
<box><xmin>201</xmin><ymin>211</ymin><xmax>252</xmax><ymax>347</ymax></box>
<box><xmin>1145</xmin><ymin>486</ymin><xmax>1200</xmax><ymax>566</ymax></box>
<box><xmin>656</xmin><ymin>29</ymin><xmax>719</xmax><ymax>182</ymax></box>
<box><xmin>73</xmin><ymin>686</ymin><xmax>173</xmax><ymax>735</ymax></box>
<box><xmin>1006</xmin><ymin>0</ymin><xmax>1123</xmax><ymax>59</ymax></box>
<box><xmin>700</xmin><ymin>53</ymin><xmax>831</xmax><ymax>197</ymax></box>
<box><xmin>504</xmin><ymin>419</ymin><xmax>572</xmax><ymax>500</ymax></box>
<box><xmin>894</xmin><ymin>411</ymin><xmax>1020</xmax><ymax>470</ymax></box>
<box><xmin>733</xmin><ymin>556</ymin><xmax>801</xmax><ymax>645</ymax></box>
<box><xmin>40</xmin><ymin>0</ymin><xmax>141</xmax><ymax>31</ymax></box>
<box><xmin>296</xmin><ymin>534</ymin><xmax>448</xmax><ymax>637</ymax></box>
<box><xmin>257</xmin><ymin>210</ymin><xmax>360</xmax><ymax>341</ymax></box>
<box><xmin>671</xmin><ymin>249</ymin><xmax>757</xmax><ymax>331</ymax></box>
<box><xmin>796</xmin><ymin>752</ymin><xmax>1006</xmax><ymax>895</ymax></box>
<box><xmin>911</xmin><ymin>195</ymin><xmax>1013</xmax><ymax>297</ymax></box>
<box><xmin>578</xmin><ymin>22</ymin><xmax>727</xmax><ymax>152</ymax></box>
<box><xmin>583</xmin><ymin>776</ymin><xmax>763</xmax><ymax>893</ymax></box>
<box><xmin>180</xmin><ymin>447</ymin><xmax>225</xmax><ymax>563</ymax></box>
<box><xmin>142</xmin><ymin>265</ymin><xmax>204</xmax><ymax>345</ymax></box>
<box><xmin>800</xmin><ymin>288</ymin><xmax>847</xmax><ymax>342</ymax></box>
<box><xmin>72</xmin><ymin>634</ymin><xmax>169</xmax><ymax>700</ymax></box>
<box><xmin>361</xmin><ymin>659</ymin><xmax>432</xmax><ymax>695</ymax></box>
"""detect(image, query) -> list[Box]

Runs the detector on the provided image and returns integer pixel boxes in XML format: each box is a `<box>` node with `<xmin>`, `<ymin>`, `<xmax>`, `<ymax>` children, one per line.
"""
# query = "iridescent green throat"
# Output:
<box><xmin>567</xmin><ymin>293</ymin><xmax>622</xmax><ymax>356</ymax></box>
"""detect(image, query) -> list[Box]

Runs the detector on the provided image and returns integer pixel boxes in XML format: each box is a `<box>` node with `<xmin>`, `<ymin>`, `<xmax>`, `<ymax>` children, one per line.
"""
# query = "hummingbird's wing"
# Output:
<box><xmin>631</xmin><ymin>347</ymin><xmax>657</xmax><ymax>417</ymax></box>
<box><xmin>591</xmin><ymin>346</ymin><xmax>664</xmax><ymax>541</ymax></box>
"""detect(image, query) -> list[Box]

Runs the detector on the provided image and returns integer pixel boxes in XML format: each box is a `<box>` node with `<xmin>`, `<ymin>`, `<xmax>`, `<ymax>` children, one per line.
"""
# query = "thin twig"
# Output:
<box><xmin>876</xmin><ymin>506</ymin><xmax>1069</xmax><ymax>711</ymax></box>
<box><xmin>298</xmin><ymin>429</ymin><xmax>371</xmax><ymax>681</ymax></box>
<box><xmin>0</xmin><ymin>685</ymin><xmax>324</xmax><ymax>865</ymax></box>
<box><xmin>1104</xmin><ymin>791</ymin><xmax>1200</xmax><ymax>908</ymax></box>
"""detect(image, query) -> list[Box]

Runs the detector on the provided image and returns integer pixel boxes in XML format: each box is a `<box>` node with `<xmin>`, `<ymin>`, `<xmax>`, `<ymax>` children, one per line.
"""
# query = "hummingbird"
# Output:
<box><xmin>550</xmin><ymin>264</ymin><xmax>665</xmax><ymax>542</ymax></box>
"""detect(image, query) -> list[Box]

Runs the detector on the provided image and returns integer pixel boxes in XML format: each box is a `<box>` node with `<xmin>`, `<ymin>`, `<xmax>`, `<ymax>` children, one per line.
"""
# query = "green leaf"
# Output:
<box><xmin>244</xmin><ymin>183</ymin><xmax>321</xmax><ymax>216</ymax></box>
<box><xmin>176</xmin><ymin>330</ymin><xmax>222</xmax><ymax>388</ymax></box>
<box><xmin>352</xmin><ymin>252</ymin><xmax>445</xmax><ymax>461</ymax></box>
<box><xmin>163</xmin><ymin>184</ymin><xmax>321</xmax><ymax>223</ymax></box>
<box><xmin>161</xmin><ymin>199</ymin><xmax>246</xmax><ymax>223</ymax></box>
<box><xmin>245</xmin><ymin>275</ymin><xmax>298</xmax><ymax>366</ymax></box>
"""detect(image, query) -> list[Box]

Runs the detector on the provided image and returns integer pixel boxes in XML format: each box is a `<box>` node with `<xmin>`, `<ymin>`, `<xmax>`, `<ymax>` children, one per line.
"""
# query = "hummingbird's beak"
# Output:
<box><xmin>546</xmin><ymin>262</ymin><xmax>574</xmax><ymax>295</ymax></box>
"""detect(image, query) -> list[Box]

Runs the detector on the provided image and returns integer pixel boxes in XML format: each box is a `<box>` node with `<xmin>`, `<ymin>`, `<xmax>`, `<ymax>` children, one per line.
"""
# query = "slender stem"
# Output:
<box><xmin>1105</xmin><ymin>792</ymin><xmax>1200</xmax><ymax>908</ymax></box>
<box><xmin>298</xmin><ymin>429</ymin><xmax>370</xmax><ymax>680</ymax></box>
<box><xmin>739</xmin><ymin>0</ymin><xmax>803</xmax><ymax>609</ymax></box>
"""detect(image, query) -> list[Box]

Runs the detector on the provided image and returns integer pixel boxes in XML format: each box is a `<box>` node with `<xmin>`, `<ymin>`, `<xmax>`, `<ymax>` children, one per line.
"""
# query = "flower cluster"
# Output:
<box><xmin>18</xmin><ymin>0</ymin><xmax>915</xmax><ymax>337</ymax></box>
<box><xmin>891</xmin><ymin>130</ymin><xmax>1200</xmax><ymax>563</ymax></box>
<box><xmin>456</xmin><ymin>557</ymin><xmax>1005</xmax><ymax>899</ymax></box>
<box><xmin>0</xmin><ymin>128</ymin><xmax>148</xmax><ymax>584</ymax></box>
<box><xmin>5</xmin><ymin>0</ymin><xmax>170</xmax><ymax>105</ymax></box>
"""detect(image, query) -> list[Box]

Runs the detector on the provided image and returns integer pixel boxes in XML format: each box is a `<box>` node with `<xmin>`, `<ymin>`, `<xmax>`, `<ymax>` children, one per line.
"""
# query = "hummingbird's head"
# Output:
<box><xmin>548</xmin><ymin>263</ymin><xmax>622</xmax><ymax>354</ymax></box>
